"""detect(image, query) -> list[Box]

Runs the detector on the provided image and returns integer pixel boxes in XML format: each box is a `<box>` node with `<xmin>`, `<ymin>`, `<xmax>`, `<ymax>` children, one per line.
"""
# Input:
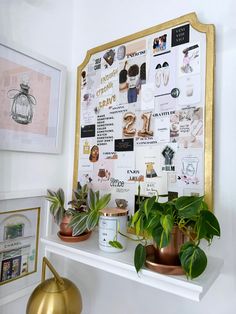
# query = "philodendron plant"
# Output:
<box><xmin>68</xmin><ymin>189</ymin><xmax>111</xmax><ymax>236</ymax></box>
<box><xmin>131</xmin><ymin>195</ymin><xmax>221</xmax><ymax>279</ymax></box>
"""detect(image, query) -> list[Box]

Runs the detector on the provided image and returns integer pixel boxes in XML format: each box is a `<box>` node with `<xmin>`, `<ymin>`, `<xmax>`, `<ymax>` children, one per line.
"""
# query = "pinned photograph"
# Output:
<box><xmin>149</xmin><ymin>50</ymin><xmax>177</xmax><ymax>97</ymax></box>
<box><xmin>89</xmin><ymin>145</ymin><xmax>99</xmax><ymax>162</ymax></box>
<box><xmin>103</xmin><ymin>49</ymin><xmax>116</xmax><ymax>67</ymax></box>
<box><xmin>179</xmin><ymin>43</ymin><xmax>200</xmax><ymax>76</ymax></box>
<box><xmin>117</xmin><ymin>45</ymin><xmax>126</xmax><ymax>61</ymax></box>
<box><xmin>161</xmin><ymin>144</ymin><xmax>177</xmax><ymax>172</ymax></box>
<box><xmin>119</xmin><ymin>58</ymin><xmax>146</xmax><ymax>104</ymax></box>
<box><xmin>152</xmin><ymin>34</ymin><xmax>167</xmax><ymax>55</ymax></box>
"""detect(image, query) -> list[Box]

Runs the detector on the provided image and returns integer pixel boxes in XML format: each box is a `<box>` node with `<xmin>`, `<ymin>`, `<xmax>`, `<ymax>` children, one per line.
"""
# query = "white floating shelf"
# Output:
<box><xmin>41</xmin><ymin>232</ymin><xmax>223</xmax><ymax>302</ymax></box>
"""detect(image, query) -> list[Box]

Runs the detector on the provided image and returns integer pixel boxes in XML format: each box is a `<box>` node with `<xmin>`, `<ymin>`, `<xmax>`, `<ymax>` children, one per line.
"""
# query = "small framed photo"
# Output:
<box><xmin>0</xmin><ymin>207</ymin><xmax>40</xmax><ymax>286</ymax></box>
<box><xmin>0</xmin><ymin>39</ymin><xmax>66</xmax><ymax>153</ymax></box>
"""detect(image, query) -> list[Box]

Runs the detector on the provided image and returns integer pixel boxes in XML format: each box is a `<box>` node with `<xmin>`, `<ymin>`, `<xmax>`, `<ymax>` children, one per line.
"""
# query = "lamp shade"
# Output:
<box><xmin>26</xmin><ymin>257</ymin><xmax>82</xmax><ymax>314</ymax></box>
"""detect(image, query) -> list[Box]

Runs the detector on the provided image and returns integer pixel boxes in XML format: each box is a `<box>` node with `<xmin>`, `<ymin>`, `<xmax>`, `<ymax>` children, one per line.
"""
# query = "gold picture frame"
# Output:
<box><xmin>0</xmin><ymin>207</ymin><xmax>40</xmax><ymax>286</ymax></box>
<box><xmin>73</xmin><ymin>12</ymin><xmax>215</xmax><ymax>210</ymax></box>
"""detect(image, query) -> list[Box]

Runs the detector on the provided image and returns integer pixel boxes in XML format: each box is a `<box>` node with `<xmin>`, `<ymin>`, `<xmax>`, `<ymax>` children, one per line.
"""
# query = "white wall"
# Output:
<box><xmin>0</xmin><ymin>0</ymin><xmax>76</xmax><ymax>312</ymax></box>
<box><xmin>0</xmin><ymin>0</ymin><xmax>76</xmax><ymax>194</ymax></box>
<box><xmin>1</xmin><ymin>0</ymin><xmax>236</xmax><ymax>313</ymax></box>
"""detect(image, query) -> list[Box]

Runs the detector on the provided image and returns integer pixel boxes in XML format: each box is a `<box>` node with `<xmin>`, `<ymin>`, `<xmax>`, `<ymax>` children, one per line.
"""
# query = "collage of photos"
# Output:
<box><xmin>77</xmin><ymin>23</ymin><xmax>206</xmax><ymax>217</ymax></box>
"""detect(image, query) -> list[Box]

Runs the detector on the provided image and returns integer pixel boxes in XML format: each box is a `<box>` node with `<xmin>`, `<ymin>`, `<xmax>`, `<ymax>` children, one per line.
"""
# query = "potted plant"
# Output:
<box><xmin>46</xmin><ymin>183</ymin><xmax>93</xmax><ymax>240</ymax></box>
<box><xmin>46</xmin><ymin>188</ymin><xmax>73</xmax><ymax>236</ymax></box>
<box><xmin>130</xmin><ymin>194</ymin><xmax>221</xmax><ymax>279</ymax></box>
<box><xmin>68</xmin><ymin>188</ymin><xmax>111</xmax><ymax>236</ymax></box>
<box><xmin>47</xmin><ymin>184</ymin><xmax>111</xmax><ymax>240</ymax></box>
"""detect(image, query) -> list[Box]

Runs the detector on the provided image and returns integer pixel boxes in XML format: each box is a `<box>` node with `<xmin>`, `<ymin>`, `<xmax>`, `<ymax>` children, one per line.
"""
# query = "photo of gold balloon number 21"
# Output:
<box><xmin>123</xmin><ymin>112</ymin><xmax>153</xmax><ymax>137</ymax></box>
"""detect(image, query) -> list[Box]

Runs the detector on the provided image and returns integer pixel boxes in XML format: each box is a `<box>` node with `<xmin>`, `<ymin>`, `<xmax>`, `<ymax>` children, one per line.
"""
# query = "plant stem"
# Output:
<box><xmin>118</xmin><ymin>231</ymin><xmax>145</xmax><ymax>242</ymax></box>
<box><xmin>178</xmin><ymin>225</ymin><xmax>196</xmax><ymax>242</ymax></box>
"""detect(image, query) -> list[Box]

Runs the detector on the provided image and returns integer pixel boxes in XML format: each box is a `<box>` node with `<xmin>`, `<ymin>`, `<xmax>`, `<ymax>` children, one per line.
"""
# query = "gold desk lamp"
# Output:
<box><xmin>26</xmin><ymin>257</ymin><xmax>82</xmax><ymax>314</ymax></box>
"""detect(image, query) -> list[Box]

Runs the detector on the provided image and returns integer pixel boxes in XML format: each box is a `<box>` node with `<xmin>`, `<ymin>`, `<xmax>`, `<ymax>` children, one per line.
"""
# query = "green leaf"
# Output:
<box><xmin>109</xmin><ymin>241</ymin><xmax>123</xmax><ymax>249</ymax></box>
<box><xmin>176</xmin><ymin>196</ymin><xmax>204</xmax><ymax>218</ymax></box>
<box><xmin>145</xmin><ymin>213</ymin><xmax>160</xmax><ymax>233</ymax></box>
<box><xmin>69</xmin><ymin>212</ymin><xmax>88</xmax><ymax>236</ymax></box>
<box><xmin>135</xmin><ymin>216</ymin><xmax>144</xmax><ymax>236</ymax></box>
<box><xmin>82</xmin><ymin>184</ymin><xmax>88</xmax><ymax>194</ymax></box>
<box><xmin>45</xmin><ymin>195</ymin><xmax>57</xmax><ymax>203</ymax></box>
<box><xmin>95</xmin><ymin>190</ymin><xmax>100</xmax><ymax>201</ymax></box>
<box><xmin>46</xmin><ymin>188</ymin><xmax>66</xmax><ymax>225</ymax></box>
<box><xmin>180</xmin><ymin>243</ymin><xmax>207</xmax><ymax>279</ymax></box>
<box><xmin>152</xmin><ymin>224</ymin><xmax>170</xmax><ymax>248</ymax></box>
<box><xmin>86</xmin><ymin>210</ymin><xmax>99</xmax><ymax>231</ymax></box>
<box><xmin>57</xmin><ymin>188</ymin><xmax>65</xmax><ymax>206</ymax></box>
<box><xmin>144</xmin><ymin>196</ymin><xmax>156</xmax><ymax>219</ymax></box>
<box><xmin>131</xmin><ymin>210</ymin><xmax>140</xmax><ymax>226</ymax></box>
<box><xmin>96</xmin><ymin>193</ymin><xmax>111</xmax><ymax>211</ymax></box>
<box><xmin>88</xmin><ymin>189</ymin><xmax>96</xmax><ymax>211</ymax></box>
<box><xmin>196</xmin><ymin>210</ymin><xmax>220</xmax><ymax>242</ymax></box>
<box><xmin>160</xmin><ymin>214</ymin><xmax>174</xmax><ymax>238</ymax></box>
<box><xmin>47</xmin><ymin>189</ymin><xmax>57</xmax><ymax>197</ymax></box>
<box><xmin>179</xmin><ymin>241</ymin><xmax>193</xmax><ymax>259</ymax></box>
<box><xmin>55</xmin><ymin>209</ymin><xmax>64</xmax><ymax>226</ymax></box>
<box><xmin>134</xmin><ymin>244</ymin><xmax>146</xmax><ymax>273</ymax></box>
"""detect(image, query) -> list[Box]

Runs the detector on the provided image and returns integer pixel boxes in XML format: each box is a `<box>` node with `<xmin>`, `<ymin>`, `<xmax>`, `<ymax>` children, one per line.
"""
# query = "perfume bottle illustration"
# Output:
<box><xmin>83</xmin><ymin>140</ymin><xmax>90</xmax><ymax>154</ymax></box>
<box><xmin>8</xmin><ymin>81</ymin><xmax>36</xmax><ymax>125</ymax></box>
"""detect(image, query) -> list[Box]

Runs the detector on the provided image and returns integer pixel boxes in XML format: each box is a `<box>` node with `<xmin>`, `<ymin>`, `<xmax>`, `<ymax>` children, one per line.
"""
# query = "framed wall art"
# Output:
<box><xmin>73</xmin><ymin>12</ymin><xmax>215</xmax><ymax>213</ymax></box>
<box><xmin>0</xmin><ymin>39</ymin><xmax>66</xmax><ymax>154</ymax></box>
<box><xmin>0</xmin><ymin>207</ymin><xmax>40</xmax><ymax>286</ymax></box>
<box><xmin>0</xmin><ymin>194</ymin><xmax>46</xmax><ymax>305</ymax></box>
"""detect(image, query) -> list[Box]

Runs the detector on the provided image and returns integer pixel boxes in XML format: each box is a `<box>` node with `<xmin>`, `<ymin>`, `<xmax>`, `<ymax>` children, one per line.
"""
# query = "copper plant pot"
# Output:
<box><xmin>154</xmin><ymin>226</ymin><xmax>186</xmax><ymax>265</ymax></box>
<box><xmin>59</xmin><ymin>215</ymin><xmax>73</xmax><ymax>236</ymax></box>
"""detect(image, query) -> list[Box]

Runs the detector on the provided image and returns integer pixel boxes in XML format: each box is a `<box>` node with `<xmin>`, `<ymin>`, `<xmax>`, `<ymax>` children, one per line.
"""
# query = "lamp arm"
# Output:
<box><xmin>41</xmin><ymin>257</ymin><xmax>64</xmax><ymax>285</ymax></box>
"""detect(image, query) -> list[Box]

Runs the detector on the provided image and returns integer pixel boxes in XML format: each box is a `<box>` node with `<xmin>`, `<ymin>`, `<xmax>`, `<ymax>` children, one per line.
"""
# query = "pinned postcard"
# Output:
<box><xmin>178</xmin><ymin>107</ymin><xmax>203</xmax><ymax>148</ymax></box>
<box><xmin>92</xmin><ymin>159</ymin><xmax>114</xmax><ymax>190</ymax></box>
<box><xmin>113</xmin><ymin>151</ymin><xmax>135</xmax><ymax>181</ymax></box>
<box><xmin>79</xmin><ymin>138</ymin><xmax>96</xmax><ymax>160</ymax></box>
<box><xmin>136</xmin><ymin>175</ymin><xmax>168</xmax><ymax>197</ymax></box>
<box><xmin>154</xmin><ymin>94</ymin><xmax>176</xmax><ymax>113</ymax></box>
<box><xmin>177</xmin><ymin>74</ymin><xmax>201</xmax><ymax>107</ymax></box>
<box><xmin>149</xmin><ymin>50</ymin><xmax>177</xmax><ymax>97</ymax></box>
<box><xmin>141</xmin><ymin>83</ymin><xmax>155</xmax><ymax>110</ymax></box>
<box><xmin>119</xmin><ymin>55</ymin><xmax>146</xmax><ymax>105</ymax></box>
<box><xmin>136</xmin><ymin>146</ymin><xmax>162</xmax><ymax>179</ymax></box>
<box><xmin>160</xmin><ymin>143</ymin><xmax>178</xmax><ymax>172</ymax></box>
<box><xmin>176</xmin><ymin>149</ymin><xmax>204</xmax><ymax>188</ymax></box>
<box><xmin>178</xmin><ymin>42</ymin><xmax>200</xmax><ymax>76</ymax></box>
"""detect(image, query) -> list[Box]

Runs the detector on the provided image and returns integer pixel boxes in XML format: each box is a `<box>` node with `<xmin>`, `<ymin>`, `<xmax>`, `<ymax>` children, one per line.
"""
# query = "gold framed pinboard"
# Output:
<box><xmin>73</xmin><ymin>12</ymin><xmax>215</xmax><ymax>214</ymax></box>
